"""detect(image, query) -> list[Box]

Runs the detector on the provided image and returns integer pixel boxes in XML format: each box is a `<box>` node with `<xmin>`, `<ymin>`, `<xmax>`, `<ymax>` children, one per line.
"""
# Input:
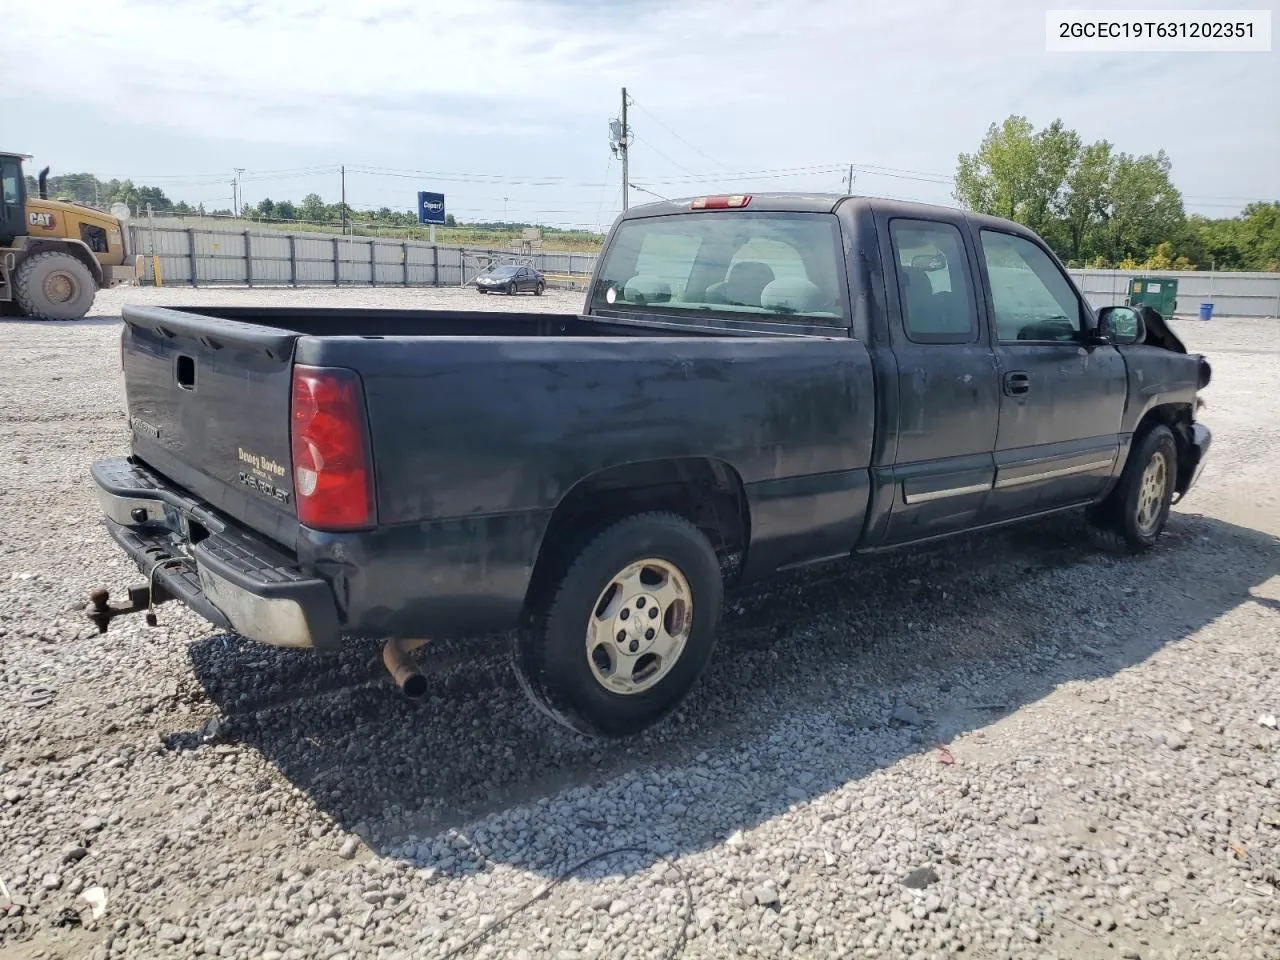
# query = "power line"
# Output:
<box><xmin>630</xmin><ymin>133</ymin><xmax>701</xmax><ymax>178</ymax></box>
<box><xmin>628</xmin><ymin>98</ymin><xmax>726</xmax><ymax>168</ymax></box>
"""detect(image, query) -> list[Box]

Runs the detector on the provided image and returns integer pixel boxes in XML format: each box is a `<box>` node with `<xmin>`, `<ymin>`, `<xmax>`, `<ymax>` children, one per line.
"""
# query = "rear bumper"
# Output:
<box><xmin>91</xmin><ymin>458</ymin><xmax>341</xmax><ymax>650</ymax></box>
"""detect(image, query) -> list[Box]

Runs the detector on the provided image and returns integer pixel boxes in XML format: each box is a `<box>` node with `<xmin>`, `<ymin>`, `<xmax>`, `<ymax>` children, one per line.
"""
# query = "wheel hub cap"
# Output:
<box><xmin>1136</xmin><ymin>451</ymin><xmax>1168</xmax><ymax>534</ymax></box>
<box><xmin>45</xmin><ymin>272</ymin><xmax>76</xmax><ymax>304</ymax></box>
<box><xmin>586</xmin><ymin>558</ymin><xmax>692</xmax><ymax>695</ymax></box>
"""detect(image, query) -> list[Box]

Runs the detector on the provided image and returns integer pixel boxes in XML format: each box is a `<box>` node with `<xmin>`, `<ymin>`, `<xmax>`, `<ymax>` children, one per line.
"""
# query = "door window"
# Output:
<box><xmin>889</xmin><ymin>219</ymin><xmax>978</xmax><ymax>344</ymax></box>
<box><xmin>1</xmin><ymin>162</ymin><xmax>19</xmax><ymax>206</ymax></box>
<box><xmin>980</xmin><ymin>231</ymin><xmax>1083</xmax><ymax>343</ymax></box>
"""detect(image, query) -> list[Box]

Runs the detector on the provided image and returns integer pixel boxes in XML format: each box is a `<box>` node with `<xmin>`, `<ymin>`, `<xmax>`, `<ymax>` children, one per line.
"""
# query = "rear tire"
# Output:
<box><xmin>513</xmin><ymin>512</ymin><xmax>724</xmax><ymax>737</ymax></box>
<box><xmin>1087</xmin><ymin>425</ymin><xmax>1177</xmax><ymax>553</ymax></box>
<box><xmin>13</xmin><ymin>251</ymin><xmax>97</xmax><ymax>321</ymax></box>
<box><xmin>535</xmin><ymin>282</ymin><xmax>545</xmax><ymax>296</ymax></box>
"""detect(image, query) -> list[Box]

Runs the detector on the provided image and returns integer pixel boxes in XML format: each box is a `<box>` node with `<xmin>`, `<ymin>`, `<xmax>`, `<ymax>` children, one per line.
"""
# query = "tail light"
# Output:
<box><xmin>290</xmin><ymin>365</ymin><xmax>373</xmax><ymax>530</ymax></box>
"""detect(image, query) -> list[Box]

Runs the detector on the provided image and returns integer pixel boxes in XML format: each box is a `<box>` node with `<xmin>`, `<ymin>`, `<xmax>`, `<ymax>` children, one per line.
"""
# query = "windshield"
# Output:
<box><xmin>589</xmin><ymin>211</ymin><xmax>846</xmax><ymax>324</ymax></box>
<box><xmin>486</xmin><ymin>266</ymin><xmax>519</xmax><ymax>279</ymax></box>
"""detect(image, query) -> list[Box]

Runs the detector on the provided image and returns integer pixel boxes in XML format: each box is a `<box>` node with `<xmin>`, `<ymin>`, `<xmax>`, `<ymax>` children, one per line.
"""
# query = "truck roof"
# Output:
<box><xmin>0</xmin><ymin>151</ymin><xmax>34</xmax><ymax>161</ymax></box>
<box><xmin>616</xmin><ymin>192</ymin><xmax>1035</xmax><ymax>239</ymax></box>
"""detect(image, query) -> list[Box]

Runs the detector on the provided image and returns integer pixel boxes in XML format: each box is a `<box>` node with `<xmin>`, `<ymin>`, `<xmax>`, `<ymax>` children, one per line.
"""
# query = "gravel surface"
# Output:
<box><xmin>2</xmin><ymin>286</ymin><xmax>1277</xmax><ymax>960</ymax></box>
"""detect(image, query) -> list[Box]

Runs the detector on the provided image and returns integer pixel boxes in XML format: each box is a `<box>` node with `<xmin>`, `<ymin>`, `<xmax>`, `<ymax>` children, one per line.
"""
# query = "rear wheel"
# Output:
<box><xmin>14</xmin><ymin>251</ymin><xmax>97</xmax><ymax>321</ymax></box>
<box><xmin>513</xmin><ymin>512</ymin><xmax>724</xmax><ymax>737</ymax></box>
<box><xmin>1087</xmin><ymin>425</ymin><xmax>1177</xmax><ymax>553</ymax></box>
<box><xmin>535</xmin><ymin>282</ymin><xmax>545</xmax><ymax>296</ymax></box>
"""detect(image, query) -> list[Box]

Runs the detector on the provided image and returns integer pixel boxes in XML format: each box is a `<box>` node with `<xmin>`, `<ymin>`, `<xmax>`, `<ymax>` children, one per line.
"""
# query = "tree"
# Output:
<box><xmin>1062</xmin><ymin>140</ymin><xmax>1113</xmax><ymax>262</ymax></box>
<box><xmin>955</xmin><ymin>116</ymin><xmax>1201</xmax><ymax>269</ymax></box>
<box><xmin>955</xmin><ymin>116</ymin><xmax>1041</xmax><ymax>222</ymax></box>
<box><xmin>1239</xmin><ymin>201</ymin><xmax>1280</xmax><ymax>270</ymax></box>
<box><xmin>299</xmin><ymin>193</ymin><xmax>327</xmax><ymax>222</ymax></box>
<box><xmin>444</xmin><ymin>214</ymin><xmax>457</xmax><ymax>228</ymax></box>
<box><xmin>1105</xmin><ymin>150</ymin><xmax>1184</xmax><ymax>263</ymax></box>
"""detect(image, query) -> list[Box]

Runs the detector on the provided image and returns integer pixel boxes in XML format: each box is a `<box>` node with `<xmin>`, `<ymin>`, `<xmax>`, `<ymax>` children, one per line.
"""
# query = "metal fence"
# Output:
<box><xmin>128</xmin><ymin>223</ymin><xmax>600</xmax><ymax>289</ymax></box>
<box><xmin>1070</xmin><ymin>269</ymin><xmax>1280</xmax><ymax>318</ymax></box>
<box><xmin>129</xmin><ymin>222</ymin><xmax>1280</xmax><ymax>318</ymax></box>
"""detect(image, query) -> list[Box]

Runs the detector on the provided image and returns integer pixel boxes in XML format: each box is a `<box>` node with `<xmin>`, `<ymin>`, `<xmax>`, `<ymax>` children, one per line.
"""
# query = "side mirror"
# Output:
<box><xmin>1096</xmin><ymin>305</ymin><xmax>1145</xmax><ymax>345</ymax></box>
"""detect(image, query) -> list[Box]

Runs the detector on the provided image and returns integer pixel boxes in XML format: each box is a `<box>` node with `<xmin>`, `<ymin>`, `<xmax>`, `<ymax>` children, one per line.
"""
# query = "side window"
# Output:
<box><xmin>80</xmin><ymin>223</ymin><xmax>109</xmax><ymax>253</ymax></box>
<box><xmin>980</xmin><ymin>230</ymin><xmax>1083</xmax><ymax>342</ymax></box>
<box><xmin>889</xmin><ymin>219</ymin><xmax>978</xmax><ymax>343</ymax></box>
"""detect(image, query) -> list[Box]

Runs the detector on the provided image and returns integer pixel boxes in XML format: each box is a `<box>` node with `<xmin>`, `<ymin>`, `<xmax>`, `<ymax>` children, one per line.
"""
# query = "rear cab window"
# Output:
<box><xmin>589</xmin><ymin>211</ymin><xmax>847</xmax><ymax>324</ymax></box>
<box><xmin>888</xmin><ymin>219</ymin><xmax>978</xmax><ymax>343</ymax></box>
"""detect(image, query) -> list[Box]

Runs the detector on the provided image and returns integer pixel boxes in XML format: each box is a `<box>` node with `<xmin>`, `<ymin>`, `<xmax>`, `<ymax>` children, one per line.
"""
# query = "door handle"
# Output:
<box><xmin>1003</xmin><ymin>371</ymin><xmax>1031</xmax><ymax>396</ymax></box>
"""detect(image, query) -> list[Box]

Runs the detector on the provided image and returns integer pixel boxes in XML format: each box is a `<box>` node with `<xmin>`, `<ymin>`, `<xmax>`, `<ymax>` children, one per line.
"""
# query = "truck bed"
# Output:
<box><xmin>119</xmin><ymin>304</ymin><xmax>877</xmax><ymax>642</ymax></box>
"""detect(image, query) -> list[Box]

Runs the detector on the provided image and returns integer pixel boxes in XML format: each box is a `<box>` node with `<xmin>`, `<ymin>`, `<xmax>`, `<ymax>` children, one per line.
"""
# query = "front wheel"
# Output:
<box><xmin>534</xmin><ymin>282</ymin><xmax>545</xmax><ymax>296</ymax></box>
<box><xmin>13</xmin><ymin>251</ymin><xmax>97</xmax><ymax>320</ymax></box>
<box><xmin>506</xmin><ymin>282</ymin><xmax>517</xmax><ymax>296</ymax></box>
<box><xmin>1087</xmin><ymin>424</ymin><xmax>1177</xmax><ymax>553</ymax></box>
<box><xmin>513</xmin><ymin>513</ymin><xmax>724</xmax><ymax>737</ymax></box>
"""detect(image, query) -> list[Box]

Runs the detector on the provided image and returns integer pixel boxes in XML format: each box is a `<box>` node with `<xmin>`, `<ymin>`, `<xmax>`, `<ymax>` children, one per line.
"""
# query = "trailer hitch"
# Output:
<box><xmin>86</xmin><ymin>585</ymin><xmax>157</xmax><ymax>633</ymax></box>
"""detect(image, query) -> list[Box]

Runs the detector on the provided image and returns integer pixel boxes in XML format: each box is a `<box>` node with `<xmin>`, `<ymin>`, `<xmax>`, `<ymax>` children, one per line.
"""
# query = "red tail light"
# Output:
<box><xmin>691</xmin><ymin>195</ymin><xmax>751</xmax><ymax>210</ymax></box>
<box><xmin>290</xmin><ymin>365</ymin><xmax>373</xmax><ymax>530</ymax></box>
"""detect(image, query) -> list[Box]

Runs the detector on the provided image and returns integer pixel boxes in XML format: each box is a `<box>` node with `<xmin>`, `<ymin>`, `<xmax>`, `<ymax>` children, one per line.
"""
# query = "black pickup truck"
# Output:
<box><xmin>89</xmin><ymin>194</ymin><xmax>1212</xmax><ymax>736</ymax></box>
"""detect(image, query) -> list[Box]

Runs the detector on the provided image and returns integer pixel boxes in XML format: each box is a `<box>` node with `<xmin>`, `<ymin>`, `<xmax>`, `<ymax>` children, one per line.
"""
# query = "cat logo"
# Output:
<box><xmin>28</xmin><ymin>211</ymin><xmax>56</xmax><ymax>229</ymax></box>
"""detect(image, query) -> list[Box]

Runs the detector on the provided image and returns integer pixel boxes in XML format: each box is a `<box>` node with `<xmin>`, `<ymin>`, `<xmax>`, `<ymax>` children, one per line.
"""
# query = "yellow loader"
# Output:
<box><xmin>1</xmin><ymin>152</ymin><xmax>136</xmax><ymax>320</ymax></box>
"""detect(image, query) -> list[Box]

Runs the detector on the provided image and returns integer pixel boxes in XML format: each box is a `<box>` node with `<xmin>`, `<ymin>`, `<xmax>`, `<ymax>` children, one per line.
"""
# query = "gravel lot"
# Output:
<box><xmin>2</xmin><ymin>286</ymin><xmax>1277</xmax><ymax>960</ymax></box>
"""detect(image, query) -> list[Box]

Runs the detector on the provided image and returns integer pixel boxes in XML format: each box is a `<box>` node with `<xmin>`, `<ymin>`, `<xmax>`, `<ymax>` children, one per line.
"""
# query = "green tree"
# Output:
<box><xmin>955</xmin><ymin>116</ymin><xmax>1040</xmax><ymax>222</ymax></box>
<box><xmin>1105</xmin><ymin>150</ymin><xmax>1184</xmax><ymax>263</ymax></box>
<box><xmin>1062</xmin><ymin>140</ymin><xmax>1113</xmax><ymax>262</ymax></box>
<box><xmin>1239</xmin><ymin>201</ymin><xmax>1280</xmax><ymax>270</ymax></box>
<box><xmin>299</xmin><ymin>193</ymin><xmax>326</xmax><ymax>222</ymax></box>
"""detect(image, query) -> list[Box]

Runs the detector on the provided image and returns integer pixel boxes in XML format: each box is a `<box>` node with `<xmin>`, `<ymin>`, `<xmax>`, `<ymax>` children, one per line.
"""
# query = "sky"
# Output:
<box><xmin>2</xmin><ymin>0</ymin><xmax>1276</xmax><ymax>229</ymax></box>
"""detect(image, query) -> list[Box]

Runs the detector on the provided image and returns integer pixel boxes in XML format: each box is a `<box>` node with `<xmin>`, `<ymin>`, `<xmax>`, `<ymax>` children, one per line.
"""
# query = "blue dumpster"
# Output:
<box><xmin>1199</xmin><ymin>302</ymin><xmax>1214</xmax><ymax>322</ymax></box>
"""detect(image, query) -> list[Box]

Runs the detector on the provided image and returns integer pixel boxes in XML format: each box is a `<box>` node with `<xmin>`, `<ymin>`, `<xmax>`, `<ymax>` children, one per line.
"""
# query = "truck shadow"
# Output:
<box><xmin>174</xmin><ymin>509</ymin><xmax>1278</xmax><ymax>881</ymax></box>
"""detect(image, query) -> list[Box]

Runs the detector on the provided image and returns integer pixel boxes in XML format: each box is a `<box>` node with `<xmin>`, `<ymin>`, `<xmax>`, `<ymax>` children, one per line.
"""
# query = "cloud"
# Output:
<box><xmin>3</xmin><ymin>0</ymin><xmax>1275</xmax><ymax>221</ymax></box>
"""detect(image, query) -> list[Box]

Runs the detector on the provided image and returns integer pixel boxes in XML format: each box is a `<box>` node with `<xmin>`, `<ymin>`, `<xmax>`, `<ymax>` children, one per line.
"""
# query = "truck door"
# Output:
<box><xmin>974</xmin><ymin>228</ymin><xmax>1127</xmax><ymax>522</ymax></box>
<box><xmin>0</xmin><ymin>156</ymin><xmax>24</xmax><ymax>248</ymax></box>
<box><xmin>879</xmin><ymin>216</ymin><xmax>1000</xmax><ymax>544</ymax></box>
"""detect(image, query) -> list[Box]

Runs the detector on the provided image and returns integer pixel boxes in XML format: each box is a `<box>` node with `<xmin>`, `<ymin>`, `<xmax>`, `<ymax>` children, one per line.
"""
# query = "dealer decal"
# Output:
<box><xmin>237</xmin><ymin>448</ymin><xmax>290</xmax><ymax>503</ymax></box>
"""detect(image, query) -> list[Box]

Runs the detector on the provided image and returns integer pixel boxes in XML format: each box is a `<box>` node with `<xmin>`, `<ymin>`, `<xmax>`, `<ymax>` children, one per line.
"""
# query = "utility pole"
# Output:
<box><xmin>340</xmin><ymin>165</ymin><xmax>347</xmax><ymax>235</ymax></box>
<box><xmin>621</xmin><ymin>87</ymin><xmax>629</xmax><ymax>212</ymax></box>
<box><xmin>233</xmin><ymin>167</ymin><xmax>245</xmax><ymax>217</ymax></box>
<box><xmin>846</xmin><ymin>164</ymin><xmax>855</xmax><ymax>195</ymax></box>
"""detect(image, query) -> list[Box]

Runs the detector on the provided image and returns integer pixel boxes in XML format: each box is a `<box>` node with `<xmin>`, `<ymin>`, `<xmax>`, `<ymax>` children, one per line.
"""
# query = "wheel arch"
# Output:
<box><xmin>16</xmin><ymin>238</ymin><xmax>104</xmax><ymax>287</ymax></box>
<box><xmin>1130</xmin><ymin>402</ymin><xmax>1197</xmax><ymax>495</ymax></box>
<box><xmin>521</xmin><ymin>456</ymin><xmax>751</xmax><ymax>618</ymax></box>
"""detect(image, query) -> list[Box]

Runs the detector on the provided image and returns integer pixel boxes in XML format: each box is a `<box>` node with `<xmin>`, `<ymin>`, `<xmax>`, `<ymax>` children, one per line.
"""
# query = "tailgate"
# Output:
<box><xmin>121</xmin><ymin>306</ymin><xmax>301</xmax><ymax>548</ymax></box>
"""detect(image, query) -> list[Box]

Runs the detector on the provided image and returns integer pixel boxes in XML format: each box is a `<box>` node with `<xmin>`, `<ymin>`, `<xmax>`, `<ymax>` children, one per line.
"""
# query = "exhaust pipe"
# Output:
<box><xmin>37</xmin><ymin>167</ymin><xmax>50</xmax><ymax>200</ymax></box>
<box><xmin>381</xmin><ymin>637</ymin><xmax>430</xmax><ymax>698</ymax></box>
